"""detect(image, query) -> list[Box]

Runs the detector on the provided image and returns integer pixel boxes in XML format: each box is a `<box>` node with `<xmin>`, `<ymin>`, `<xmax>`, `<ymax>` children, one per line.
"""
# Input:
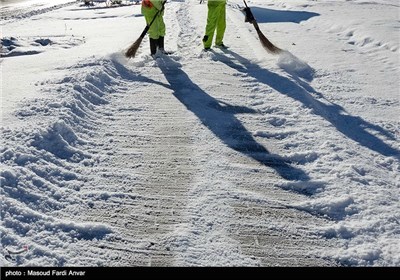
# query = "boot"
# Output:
<box><xmin>202</xmin><ymin>35</ymin><xmax>211</xmax><ymax>50</ymax></box>
<box><xmin>158</xmin><ymin>36</ymin><xmax>165</xmax><ymax>53</ymax></box>
<box><xmin>149</xmin><ymin>38</ymin><xmax>158</xmax><ymax>55</ymax></box>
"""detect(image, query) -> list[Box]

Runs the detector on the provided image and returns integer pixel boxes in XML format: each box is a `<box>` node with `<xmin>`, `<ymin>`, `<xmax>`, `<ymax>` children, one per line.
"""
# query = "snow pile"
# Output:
<box><xmin>277</xmin><ymin>50</ymin><xmax>315</xmax><ymax>81</ymax></box>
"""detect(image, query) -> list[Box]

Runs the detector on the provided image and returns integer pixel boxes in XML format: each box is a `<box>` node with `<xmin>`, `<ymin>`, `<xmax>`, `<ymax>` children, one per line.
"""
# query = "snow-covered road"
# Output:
<box><xmin>1</xmin><ymin>0</ymin><xmax>399</xmax><ymax>266</ymax></box>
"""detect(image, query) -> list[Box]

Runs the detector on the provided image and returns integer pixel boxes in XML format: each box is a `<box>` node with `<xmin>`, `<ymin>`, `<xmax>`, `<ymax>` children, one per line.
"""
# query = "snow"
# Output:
<box><xmin>1</xmin><ymin>0</ymin><xmax>399</xmax><ymax>267</ymax></box>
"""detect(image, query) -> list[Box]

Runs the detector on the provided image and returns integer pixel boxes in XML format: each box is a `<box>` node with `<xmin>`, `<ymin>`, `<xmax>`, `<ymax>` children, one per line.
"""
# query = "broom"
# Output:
<box><xmin>243</xmin><ymin>0</ymin><xmax>281</xmax><ymax>54</ymax></box>
<box><xmin>125</xmin><ymin>1</ymin><xmax>167</xmax><ymax>58</ymax></box>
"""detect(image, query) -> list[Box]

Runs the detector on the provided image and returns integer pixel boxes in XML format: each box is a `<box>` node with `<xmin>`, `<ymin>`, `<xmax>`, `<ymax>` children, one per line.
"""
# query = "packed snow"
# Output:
<box><xmin>1</xmin><ymin>0</ymin><xmax>399</xmax><ymax>267</ymax></box>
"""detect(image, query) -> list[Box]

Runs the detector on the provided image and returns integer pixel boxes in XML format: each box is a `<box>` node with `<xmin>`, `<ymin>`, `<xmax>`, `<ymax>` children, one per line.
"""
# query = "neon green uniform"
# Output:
<box><xmin>203</xmin><ymin>0</ymin><xmax>227</xmax><ymax>48</ymax></box>
<box><xmin>141</xmin><ymin>0</ymin><xmax>165</xmax><ymax>40</ymax></box>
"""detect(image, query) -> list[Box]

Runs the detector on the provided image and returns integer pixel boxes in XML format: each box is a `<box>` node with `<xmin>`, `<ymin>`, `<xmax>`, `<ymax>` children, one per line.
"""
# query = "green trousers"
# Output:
<box><xmin>141</xmin><ymin>0</ymin><xmax>165</xmax><ymax>40</ymax></box>
<box><xmin>203</xmin><ymin>0</ymin><xmax>226</xmax><ymax>48</ymax></box>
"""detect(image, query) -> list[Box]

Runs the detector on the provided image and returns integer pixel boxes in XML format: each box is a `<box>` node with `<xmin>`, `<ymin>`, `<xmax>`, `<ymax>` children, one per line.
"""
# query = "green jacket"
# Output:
<box><xmin>141</xmin><ymin>0</ymin><xmax>165</xmax><ymax>39</ymax></box>
<box><xmin>141</xmin><ymin>0</ymin><xmax>164</xmax><ymax>15</ymax></box>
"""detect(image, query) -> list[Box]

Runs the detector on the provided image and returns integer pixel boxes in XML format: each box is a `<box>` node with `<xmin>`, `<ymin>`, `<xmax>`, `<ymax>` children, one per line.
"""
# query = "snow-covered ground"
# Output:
<box><xmin>1</xmin><ymin>0</ymin><xmax>399</xmax><ymax>267</ymax></box>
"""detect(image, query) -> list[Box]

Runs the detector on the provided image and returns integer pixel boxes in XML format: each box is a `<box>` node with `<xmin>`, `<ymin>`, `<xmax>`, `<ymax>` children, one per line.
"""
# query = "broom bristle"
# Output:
<box><xmin>125</xmin><ymin>36</ymin><xmax>144</xmax><ymax>58</ymax></box>
<box><xmin>252</xmin><ymin>21</ymin><xmax>281</xmax><ymax>54</ymax></box>
<box><xmin>256</xmin><ymin>29</ymin><xmax>281</xmax><ymax>54</ymax></box>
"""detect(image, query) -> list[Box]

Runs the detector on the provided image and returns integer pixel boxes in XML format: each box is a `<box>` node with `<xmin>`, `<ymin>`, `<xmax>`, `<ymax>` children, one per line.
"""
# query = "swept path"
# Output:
<box><xmin>2</xmin><ymin>0</ymin><xmax>398</xmax><ymax>267</ymax></box>
<box><xmin>67</xmin><ymin>1</ymin><xmax>340</xmax><ymax>266</ymax></box>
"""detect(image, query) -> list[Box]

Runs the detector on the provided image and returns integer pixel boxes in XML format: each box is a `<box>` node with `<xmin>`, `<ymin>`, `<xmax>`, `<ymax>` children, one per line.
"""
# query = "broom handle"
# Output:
<box><xmin>243</xmin><ymin>0</ymin><xmax>261</xmax><ymax>31</ymax></box>
<box><xmin>139</xmin><ymin>0</ymin><xmax>167</xmax><ymax>39</ymax></box>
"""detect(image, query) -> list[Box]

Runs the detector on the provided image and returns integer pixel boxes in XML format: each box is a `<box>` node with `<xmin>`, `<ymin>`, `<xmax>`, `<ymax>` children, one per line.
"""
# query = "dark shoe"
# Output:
<box><xmin>215</xmin><ymin>43</ymin><xmax>228</xmax><ymax>49</ymax></box>
<box><xmin>150</xmin><ymin>38</ymin><xmax>158</xmax><ymax>55</ymax></box>
<box><xmin>203</xmin><ymin>47</ymin><xmax>211</xmax><ymax>51</ymax></box>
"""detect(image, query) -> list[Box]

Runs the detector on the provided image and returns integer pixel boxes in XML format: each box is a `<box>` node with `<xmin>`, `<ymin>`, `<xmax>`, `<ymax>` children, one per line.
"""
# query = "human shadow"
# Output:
<box><xmin>212</xmin><ymin>49</ymin><xmax>399</xmax><ymax>158</ymax></box>
<box><xmin>111</xmin><ymin>58</ymin><xmax>170</xmax><ymax>88</ymax></box>
<box><xmin>156</xmin><ymin>56</ymin><xmax>310</xmax><ymax>181</ymax></box>
<box><xmin>249</xmin><ymin>6</ymin><xmax>320</xmax><ymax>24</ymax></box>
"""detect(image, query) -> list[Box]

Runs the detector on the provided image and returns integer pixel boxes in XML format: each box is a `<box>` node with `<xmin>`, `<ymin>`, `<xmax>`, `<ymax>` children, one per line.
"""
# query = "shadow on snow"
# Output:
<box><xmin>213</xmin><ymin>49</ymin><xmax>399</xmax><ymax>158</ymax></box>
<box><xmin>156</xmin><ymin>56</ymin><xmax>310</xmax><ymax>182</ymax></box>
<box><xmin>249</xmin><ymin>6</ymin><xmax>320</xmax><ymax>24</ymax></box>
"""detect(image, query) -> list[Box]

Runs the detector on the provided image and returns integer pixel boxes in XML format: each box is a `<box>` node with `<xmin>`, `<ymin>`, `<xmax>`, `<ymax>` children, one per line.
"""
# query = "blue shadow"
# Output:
<box><xmin>212</xmin><ymin>49</ymin><xmax>399</xmax><ymax>158</ymax></box>
<box><xmin>249</xmin><ymin>6</ymin><xmax>320</xmax><ymax>24</ymax></box>
<box><xmin>156</xmin><ymin>56</ymin><xmax>310</xmax><ymax>181</ymax></box>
